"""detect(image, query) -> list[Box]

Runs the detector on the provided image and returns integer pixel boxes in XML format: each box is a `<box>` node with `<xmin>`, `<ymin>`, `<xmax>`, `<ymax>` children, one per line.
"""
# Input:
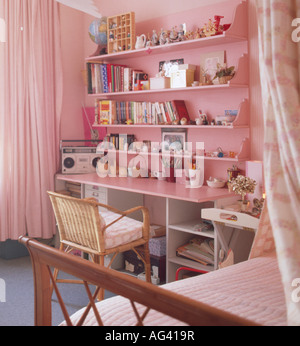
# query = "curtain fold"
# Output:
<box><xmin>0</xmin><ymin>0</ymin><xmax>63</xmax><ymax>240</ymax></box>
<box><xmin>255</xmin><ymin>0</ymin><xmax>300</xmax><ymax>326</ymax></box>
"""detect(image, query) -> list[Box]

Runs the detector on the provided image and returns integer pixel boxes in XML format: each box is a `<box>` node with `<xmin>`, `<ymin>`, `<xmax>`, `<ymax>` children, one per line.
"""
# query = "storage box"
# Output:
<box><xmin>150</xmin><ymin>224</ymin><xmax>166</xmax><ymax>238</ymax></box>
<box><xmin>178</xmin><ymin>64</ymin><xmax>197</xmax><ymax>71</ymax></box>
<box><xmin>171</xmin><ymin>69</ymin><xmax>195</xmax><ymax>88</ymax></box>
<box><xmin>149</xmin><ymin>236</ymin><xmax>166</xmax><ymax>256</ymax></box>
<box><xmin>150</xmin><ymin>77</ymin><xmax>170</xmax><ymax>90</ymax></box>
<box><xmin>124</xmin><ymin>250</ymin><xmax>166</xmax><ymax>282</ymax></box>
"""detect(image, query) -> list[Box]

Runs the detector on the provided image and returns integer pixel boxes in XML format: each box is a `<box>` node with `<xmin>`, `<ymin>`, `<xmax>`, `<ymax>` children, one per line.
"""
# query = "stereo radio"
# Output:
<box><xmin>61</xmin><ymin>146</ymin><xmax>102</xmax><ymax>174</ymax></box>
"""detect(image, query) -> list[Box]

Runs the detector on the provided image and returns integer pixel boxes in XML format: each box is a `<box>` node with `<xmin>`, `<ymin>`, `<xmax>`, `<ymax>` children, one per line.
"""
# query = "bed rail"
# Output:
<box><xmin>19</xmin><ymin>236</ymin><xmax>258</xmax><ymax>326</ymax></box>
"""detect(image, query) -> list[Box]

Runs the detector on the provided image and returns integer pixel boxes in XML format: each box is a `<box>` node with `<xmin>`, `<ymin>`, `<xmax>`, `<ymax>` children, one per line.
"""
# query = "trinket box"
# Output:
<box><xmin>170</xmin><ymin>69</ymin><xmax>195</xmax><ymax>88</ymax></box>
<box><xmin>150</xmin><ymin>77</ymin><xmax>170</xmax><ymax>90</ymax></box>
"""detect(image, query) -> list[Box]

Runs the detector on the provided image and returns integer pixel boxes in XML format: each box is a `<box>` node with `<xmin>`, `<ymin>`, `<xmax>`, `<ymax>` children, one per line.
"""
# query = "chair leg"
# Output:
<box><xmin>143</xmin><ymin>243</ymin><xmax>151</xmax><ymax>284</ymax></box>
<box><xmin>50</xmin><ymin>243</ymin><xmax>64</xmax><ymax>297</ymax></box>
<box><xmin>95</xmin><ymin>255</ymin><xmax>105</xmax><ymax>301</ymax></box>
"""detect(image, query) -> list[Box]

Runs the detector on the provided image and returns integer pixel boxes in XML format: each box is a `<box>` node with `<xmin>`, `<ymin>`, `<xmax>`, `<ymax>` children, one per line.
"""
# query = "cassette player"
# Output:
<box><xmin>61</xmin><ymin>144</ymin><xmax>102</xmax><ymax>174</ymax></box>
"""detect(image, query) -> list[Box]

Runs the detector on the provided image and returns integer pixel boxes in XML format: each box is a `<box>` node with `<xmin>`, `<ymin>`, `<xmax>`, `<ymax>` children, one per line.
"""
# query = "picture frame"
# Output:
<box><xmin>159</xmin><ymin>58</ymin><xmax>184</xmax><ymax>77</ymax></box>
<box><xmin>161</xmin><ymin>128</ymin><xmax>187</xmax><ymax>152</ymax></box>
<box><xmin>199</xmin><ymin>50</ymin><xmax>225</xmax><ymax>84</ymax></box>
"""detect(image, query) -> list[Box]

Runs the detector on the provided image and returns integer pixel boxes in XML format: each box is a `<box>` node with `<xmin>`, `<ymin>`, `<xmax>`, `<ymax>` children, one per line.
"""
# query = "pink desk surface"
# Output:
<box><xmin>56</xmin><ymin>173</ymin><xmax>234</xmax><ymax>204</ymax></box>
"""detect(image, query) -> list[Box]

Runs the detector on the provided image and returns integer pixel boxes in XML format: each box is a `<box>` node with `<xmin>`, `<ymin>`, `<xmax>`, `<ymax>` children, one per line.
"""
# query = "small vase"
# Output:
<box><xmin>166</xmin><ymin>167</ymin><xmax>176</xmax><ymax>183</ymax></box>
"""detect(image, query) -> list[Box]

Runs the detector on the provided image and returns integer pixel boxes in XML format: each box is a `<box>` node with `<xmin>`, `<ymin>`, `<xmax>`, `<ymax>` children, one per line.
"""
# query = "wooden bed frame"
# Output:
<box><xmin>19</xmin><ymin>236</ymin><xmax>259</xmax><ymax>326</ymax></box>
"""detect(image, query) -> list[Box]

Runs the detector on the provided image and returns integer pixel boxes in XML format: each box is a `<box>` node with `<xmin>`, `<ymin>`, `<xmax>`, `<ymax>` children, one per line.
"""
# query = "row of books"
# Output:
<box><xmin>87</xmin><ymin>62</ymin><xmax>149</xmax><ymax>94</ymax></box>
<box><xmin>102</xmin><ymin>133</ymin><xmax>135</xmax><ymax>151</ymax></box>
<box><xmin>176</xmin><ymin>236</ymin><xmax>214</xmax><ymax>266</ymax></box>
<box><xmin>94</xmin><ymin>99</ymin><xmax>190</xmax><ymax>125</ymax></box>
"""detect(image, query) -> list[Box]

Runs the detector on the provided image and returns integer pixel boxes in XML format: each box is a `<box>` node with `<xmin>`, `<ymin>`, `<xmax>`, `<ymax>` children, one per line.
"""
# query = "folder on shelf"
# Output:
<box><xmin>176</xmin><ymin>236</ymin><xmax>214</xmax><ymax>265</ymax></box>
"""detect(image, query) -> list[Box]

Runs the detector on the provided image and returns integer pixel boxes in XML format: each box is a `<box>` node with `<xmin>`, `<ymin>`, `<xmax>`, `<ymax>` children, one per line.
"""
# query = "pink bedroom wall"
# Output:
<box><xmin>59</xmin><ymin>4</ymin><xmax>86</xmax><ymax>140</ymax></box>
<box><xmin>81</xmin><ymin>0</ymin><xmax>263</xmax><ymax>163</ymax></box>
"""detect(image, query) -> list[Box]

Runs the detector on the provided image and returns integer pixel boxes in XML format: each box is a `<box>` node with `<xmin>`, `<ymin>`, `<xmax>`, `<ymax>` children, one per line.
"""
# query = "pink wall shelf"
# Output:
<box><xmin>87</xmin><ymin>53</ymin><xmax>248</xmax><ymax>99</ymax></box>
<box><xmin>86</xmin><ymin>1</ymin><xmax>248</xmax><ymax>62</ymax></box>
<box><xmin>85</xmin><ymin>0</ymin><xmax>249</xmax><ymax>182</ymax></box>
<box><xmin>93</xmin><ymin>98</ymin><xmax>249</xmax><ymax>129</ymax></box>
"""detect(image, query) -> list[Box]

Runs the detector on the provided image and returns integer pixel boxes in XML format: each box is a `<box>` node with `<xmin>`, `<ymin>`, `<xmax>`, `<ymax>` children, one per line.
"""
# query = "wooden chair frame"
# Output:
<box><xmin>19</xmin><ymin>236</ymin><xmax>258</xmax><ymax>326</ymax></box>
<box><xmin>47</xmin><ymin>191</ymin><xmax>151</xmax><ymax>300</ymax></box>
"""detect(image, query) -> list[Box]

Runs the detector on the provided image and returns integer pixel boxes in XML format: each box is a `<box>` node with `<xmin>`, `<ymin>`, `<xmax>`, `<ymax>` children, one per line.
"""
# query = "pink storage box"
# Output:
<box><xmin>149</xmin><ymin>236</ymin><xmax>166</xmax><ymax>257</ymax></box>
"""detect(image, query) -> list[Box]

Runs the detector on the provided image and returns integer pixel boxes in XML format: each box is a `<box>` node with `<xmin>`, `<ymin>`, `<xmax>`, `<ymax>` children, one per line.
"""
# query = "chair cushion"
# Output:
<box><xmin>101</xmin><ymin>211</ymin><xmax>144</xmax><ymax>250</ymax></box>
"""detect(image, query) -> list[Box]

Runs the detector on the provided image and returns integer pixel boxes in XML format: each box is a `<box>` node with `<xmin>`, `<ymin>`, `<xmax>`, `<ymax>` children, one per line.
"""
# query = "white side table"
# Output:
<box><xmin>201</xmin><ymin>208</ymin><xmax>260</xmax><ymax>265</ymax></box>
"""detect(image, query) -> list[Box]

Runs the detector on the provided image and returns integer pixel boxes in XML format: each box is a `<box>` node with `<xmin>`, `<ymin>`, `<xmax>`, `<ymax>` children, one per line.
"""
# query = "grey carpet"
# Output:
<box><xmin>0</xmin><ymin>255</ymin><xmax>115</xmax><ymax>326</ymax></box>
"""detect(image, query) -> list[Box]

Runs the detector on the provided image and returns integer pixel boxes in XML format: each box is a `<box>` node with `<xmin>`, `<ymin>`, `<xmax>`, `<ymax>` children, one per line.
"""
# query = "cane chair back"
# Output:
<box><xmin>47</xmin><ymin>191</ymin><xmax>151</xmax><ymax>299</ymax></box>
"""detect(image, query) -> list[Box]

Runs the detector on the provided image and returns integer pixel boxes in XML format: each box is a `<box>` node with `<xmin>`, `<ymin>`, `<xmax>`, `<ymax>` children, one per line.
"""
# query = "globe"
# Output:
<box><xmin>89</xmin><ymin>17</ymin><xmax>107</xmax><ymax>46</ymax></box>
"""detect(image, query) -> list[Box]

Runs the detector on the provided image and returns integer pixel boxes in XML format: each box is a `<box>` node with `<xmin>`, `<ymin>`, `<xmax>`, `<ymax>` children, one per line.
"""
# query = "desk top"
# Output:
<box><xmin>56</xmin><ymin>173</ymin><xmax>234</xmax><ymax>204</ymax></box>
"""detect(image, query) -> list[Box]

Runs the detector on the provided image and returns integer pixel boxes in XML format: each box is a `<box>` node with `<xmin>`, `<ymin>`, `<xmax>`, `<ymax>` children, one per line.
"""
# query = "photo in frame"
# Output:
<box><xmin>159</xmin><ymin>58</ymin><xmax>184</xmax><ymax>77</ymax></box>
<box><xmin>199</xmin><ymin>50</ymin><xmax>225</xmax><ymax>85</ymax></box>
<box><xmin>161</xmin><ymin>128</ymin><xmax>187</xmax><ymax>152</ymax></box>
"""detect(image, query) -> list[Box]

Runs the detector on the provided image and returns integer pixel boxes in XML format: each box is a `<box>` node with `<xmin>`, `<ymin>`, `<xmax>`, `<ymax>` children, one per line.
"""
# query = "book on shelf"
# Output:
<box><xmin>123</xmin><ymin>67</ymin><xmax>132</xmax><ymax>92</ymax></box>
<box><xmin>176</xmin><ymin>236</ymin><xmax>214</xmax><ymax>266</ymax></box>
<box><xmin>94</xmin><ymin>99</ymin><xmax>189</xmax><ymax>126</ymax></box>
<box><xmin>103</xmin><ymin>133</ymin><xmax>135</xmax><ymax>151</ymax></box>
<box><xmin>95</xmin><ymin>99</ymin><xmax>117</xmax><ymax>125</ymax></box>
<box><xmin>87</xmin><ymin>62</ymin><xmax>129</xmax><ymax>94</ymax></box>
<box><xmin>171</xmin><ymin>100</ymin><xmax>190</xmax><ymax>122</ymax></box>
<box><xmin>65</xmin><ymin>182</ymin><xmax>81</xmax><ymax>198</ymax></box>
<box><xmin>133</xmin><ymin>72</ymin><xmax>149</xmax><ymax>91</ymax></box>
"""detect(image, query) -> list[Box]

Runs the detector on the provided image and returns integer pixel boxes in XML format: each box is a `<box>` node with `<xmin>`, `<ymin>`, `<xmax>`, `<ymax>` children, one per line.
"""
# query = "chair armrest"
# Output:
<box><xmin>85</xmin><ymin>199</ymin><xmax>150</xmax><ymax>240</ymax></box>
<box><xmin>84</xmin><ymin>198</ymin><xmax>127</xmax><ymax>215</ymax></box>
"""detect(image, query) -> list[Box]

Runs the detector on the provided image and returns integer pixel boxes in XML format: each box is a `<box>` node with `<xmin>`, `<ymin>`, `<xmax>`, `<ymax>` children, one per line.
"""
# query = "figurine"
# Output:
<box><xmin>214</xmin><ymin>15</ymin><xmax>224</xmax><ymax>34</ymax></box>
<box><xmin>109</xmin><ymin>31</ymin><xmax>114</xmax><ymax>42</ymax></box>
<box><xmin>252</xmin><ymin>198</ymin><xmax>265</xmax><ymax>217</ymax></box>
<box><xmin>169</xmin><ymin>26</ymin><xmax>178</xmax><ymax>42</ymax></box>
<box><xmin>203</xmin><ymin>19</ymin><xmax>216</xmax><ymax>36</ymax></box>
<box><xmin>200</xmin><ymin>114</ymin><xmax>208</xmax><ymax>125</ymax></box>
<box><xmin>196</xmin><ymin>118</ymin><xmax>202</xmax><ymax>125</ymax></box>
<box><xmin>180</xmin><ymin>117</ymin><xmax>188</xmax><ymax>125</ymax></box>
<box><xmin>159</xmin><ymin>29</ymin><xmax>168</xmax><ymax>45</ymax></box>
<box><xmin>146</xmin><ymin>33</ymin><xmax>152</xmax><ymax>47</ymax></box>
<box><xmin>178</xmin><ymin>23</ymin><xmax>186</xmax><ymax>41</ymax></box>
<box><xmin>151</xmin><ymin>30</ymin><xmax>159</xmax><ymax>46</ymax></box>
<box><xmin>217</xmin><ymin>147</ymin><xmax>224</xmax><ymax>157</ymax></box>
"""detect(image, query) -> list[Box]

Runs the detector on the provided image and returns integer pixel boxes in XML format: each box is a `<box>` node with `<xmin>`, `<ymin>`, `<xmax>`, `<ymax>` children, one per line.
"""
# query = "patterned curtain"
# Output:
<box><xmin>253</xmin><ymin>0</ymin><xmax>300</xmax><ymax>326</ymax></box>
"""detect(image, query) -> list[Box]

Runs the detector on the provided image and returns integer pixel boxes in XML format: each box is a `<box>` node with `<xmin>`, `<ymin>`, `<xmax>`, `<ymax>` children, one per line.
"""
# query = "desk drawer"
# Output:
<box><xmin>85</xmin><ymin>184</ymin><xmax>107</xmax><ymax>195</ymax></box>
<box><xmin>84</xmin><ymin>185</ymin><xmax>107</xmax><ymax>211</ymax></box>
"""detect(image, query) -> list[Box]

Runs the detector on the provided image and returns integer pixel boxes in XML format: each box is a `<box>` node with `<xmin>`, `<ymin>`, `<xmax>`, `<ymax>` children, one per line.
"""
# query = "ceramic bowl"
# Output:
<box><xmin>206</xmin><ymin>179</ymin><xmax>226</xmax><ymax>188</ymax></box>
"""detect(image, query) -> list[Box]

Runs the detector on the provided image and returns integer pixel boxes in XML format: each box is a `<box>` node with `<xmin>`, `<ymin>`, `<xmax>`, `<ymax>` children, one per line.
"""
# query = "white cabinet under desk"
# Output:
<box><xmin>55</xmin><ymin>173</ymin><xmax>246</xmax><ymax>282</ymax></box>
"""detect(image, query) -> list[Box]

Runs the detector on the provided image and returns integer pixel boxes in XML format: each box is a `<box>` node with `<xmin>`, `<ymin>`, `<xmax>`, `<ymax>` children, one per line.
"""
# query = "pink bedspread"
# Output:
<box><xmin>66</xmin><ymin>255</ymin><xmax>287</xmax><ymax>326</ymax></box>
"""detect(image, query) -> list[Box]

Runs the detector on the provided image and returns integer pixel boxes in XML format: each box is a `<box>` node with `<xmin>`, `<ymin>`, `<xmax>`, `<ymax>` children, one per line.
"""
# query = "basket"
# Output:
<box><xmin>219</xmin><ymin>75</ymin><xmax>233</xmax><ymax>84</ymax></box>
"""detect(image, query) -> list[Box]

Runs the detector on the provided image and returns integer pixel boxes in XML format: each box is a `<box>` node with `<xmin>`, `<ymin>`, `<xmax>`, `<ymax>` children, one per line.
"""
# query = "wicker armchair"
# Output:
<box><xmin>47</xmin><ymin>191</ymin><xmax>151</xmax><ymax>300</ymax></box>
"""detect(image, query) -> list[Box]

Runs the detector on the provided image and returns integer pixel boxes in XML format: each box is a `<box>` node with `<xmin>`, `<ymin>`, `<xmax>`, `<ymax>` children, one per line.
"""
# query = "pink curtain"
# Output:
<box><xmin>0</xmin><ymin>0</ymin><xmax>63</xmax><ymax>240</ymax></box>
<box><xmin>253</xmin><ymin>0</ymin><xmax>300</xmax><ymax>326</ymax></box>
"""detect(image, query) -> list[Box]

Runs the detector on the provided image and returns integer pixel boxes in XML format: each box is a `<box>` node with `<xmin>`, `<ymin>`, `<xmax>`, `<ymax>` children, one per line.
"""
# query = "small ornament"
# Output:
<box><xmin>178</xmin><ymin>23</ymin><xmax>186</xmax><ymax>41</ymax></box>
<box><xmin>217</xmin><ymin>147</ymin><xmax>224</xmax><ymax>157</ymax></box>
<box><xmin>169</xmin><ymin>26</ymin><xmax>178</xmax><ymax>42</ymax></box>
<box><xmin>151</xmin><ymin>30</ymin><xmax>159</xmax><ymax>46</ymax></box>
<box><xmin>180</xmin><ymin>117</ymin><xmax>188</xmax><ymax>125</ymax></box>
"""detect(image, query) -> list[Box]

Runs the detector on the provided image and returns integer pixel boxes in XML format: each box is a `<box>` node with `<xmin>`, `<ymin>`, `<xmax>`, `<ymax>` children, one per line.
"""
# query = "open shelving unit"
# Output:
<box><xmin>84</xmin><ymin>0</ymin><xmax>250</xmax><ymax>282</ymax></box>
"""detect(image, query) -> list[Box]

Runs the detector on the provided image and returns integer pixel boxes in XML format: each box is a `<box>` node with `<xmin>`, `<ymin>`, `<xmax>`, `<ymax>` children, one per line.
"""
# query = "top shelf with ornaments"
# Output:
<box><xmin>86</xmin><ymin>1</ymin><xmax>248</xmax><ymax>63</ymax></box>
